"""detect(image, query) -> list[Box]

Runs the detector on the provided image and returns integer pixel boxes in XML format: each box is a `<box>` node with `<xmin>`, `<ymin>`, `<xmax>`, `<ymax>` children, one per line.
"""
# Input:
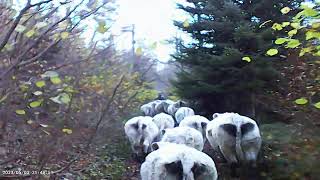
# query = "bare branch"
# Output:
<box><xmin>17</xmin><ymin>39</ymin><xmax>61</xmax><ymax>67</ymax></box>
<box><xmin>0</xmin><ymin>0</ymin><xmax>53</xmax><ymax>52</ymax></box>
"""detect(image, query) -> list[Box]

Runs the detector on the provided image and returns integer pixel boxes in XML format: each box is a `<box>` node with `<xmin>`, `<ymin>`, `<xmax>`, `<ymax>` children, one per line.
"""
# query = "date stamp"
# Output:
<box><xmin>1</xmin><ymin>170</ymin><xmax>53</xmax><ymax>176</ymax></box>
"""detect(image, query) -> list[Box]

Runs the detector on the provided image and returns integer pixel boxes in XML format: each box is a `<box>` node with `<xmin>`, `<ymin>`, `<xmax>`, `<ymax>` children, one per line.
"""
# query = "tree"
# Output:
<box><xmin>172</xmin><ymin>0</ymin><xmax>300</xmax><ymax>117</ymax></box>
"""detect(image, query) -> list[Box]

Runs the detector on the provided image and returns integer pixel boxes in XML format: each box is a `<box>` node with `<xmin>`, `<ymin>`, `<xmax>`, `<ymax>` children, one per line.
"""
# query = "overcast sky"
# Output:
<box><xmin>112</xmin><ymin>0</ymin><xmax>188</xmax><ymax>63</ymax></box>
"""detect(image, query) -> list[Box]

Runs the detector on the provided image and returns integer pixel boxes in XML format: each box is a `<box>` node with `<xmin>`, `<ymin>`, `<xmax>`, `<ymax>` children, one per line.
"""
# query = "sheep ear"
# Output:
<box><xmin>201</xmin><ymin>122</ymin><xmax>207</xmax><ymax>129</ymax></box>
<box><xmin>161</xmin><ymin>129</ymin><xmax>166</xmax><ymax>135</ymax></box>
<box><xmin>165</xmin><ymin>160</ymin><xmax>183</xmax><ymax>176</ymax></box>
<box><xmin>131</xmin><ymin>123</ymin><xmax>139</xmax><ymax>129</ymax></box>
<box><xmin>220</xmin><ymin>124</ymin><xmax>237</xmax><ymax>137</ymax></box>
<box><xmin>191</xmin><ymin>163</ymin><xmax>206</xmax><ymax>178</ymax></box>
<box><xmin>151</xmin><ymin>142</ymin><xmax>159</xmax><ymax>151</ymax></box>
<box><xmin>212</xmin><ymin>113</ymin><xmax>219</xmax><ymax>119</ymax></box>
<box><xmin>241</xmin><ymin>123</ymin><xmax>254</xmax><ymax>136</ymax></box>
<box><xmin>192</xmin><ymin>122</ymin><xmax>198</xmax><ymax>129</ymax></box>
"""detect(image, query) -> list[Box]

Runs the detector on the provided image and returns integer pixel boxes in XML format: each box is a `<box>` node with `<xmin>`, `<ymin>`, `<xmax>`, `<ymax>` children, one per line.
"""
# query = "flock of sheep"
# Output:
<box><xmin>124</xmin><ymin>99</ymin><xmax>262</xmax><ymax>180</ymax></box>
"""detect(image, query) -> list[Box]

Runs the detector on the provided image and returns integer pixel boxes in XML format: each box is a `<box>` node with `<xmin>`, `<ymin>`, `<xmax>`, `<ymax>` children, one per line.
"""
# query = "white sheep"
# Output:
<box><xmin>160</xmin><ymin>126</ymin><xmax>204</xmax><ymax>151</ymax></box>
<box><xmin>141</xmin><ymin>143</ymin><xmax>218</xmax><ymax>180</ymax></box>
<box><xmin>206</xmin><ymin>112</ymin><xmax>262</xmax><ymax>167</ymax></box>
<box><xmin>152</xmin><ymin>113</ymin><xmax>175</xmax><ymax>132</ymax></box>
<box><xmin>175</xmin><ymin>107</ymin><xmax>195</xmax><ymax>124</ymax></box>
<box><xmin>179</xmin><ymin>115</ymin><xmax>210</xmax><ymax>139</ymax></box>
<box><xmin>140</xmin><ymin>100</ymin><xmax>162</xmax><ymax>116</ymax></box>
<box><xmin>124</xmin><ymin>116</ymin><xmax>160</xmax><ymax>160</ymax></box>
<box><xmin>166</xmin><ymin>100</ymin><xmax>183</xmax><ymax>116</ymax></box>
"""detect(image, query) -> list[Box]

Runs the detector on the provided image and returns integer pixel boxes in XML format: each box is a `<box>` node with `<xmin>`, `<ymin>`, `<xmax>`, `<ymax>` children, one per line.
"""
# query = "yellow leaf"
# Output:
<box><xmin>295</xmin><ymin>98</ymin><xmax>308</xmax><ymax>105</ymax></box>
<box><xmin>272</xmin><ymin>23</ymin><xmax>282</xmax><ymax>31</ymax></box>
<box><xmin>60</xmin><ymin>32</ymin><xmax>69</xmax><ymax>39</ymax></box>
<box><xmin>15</xmin><ymin>109</ymin><xmax>26</xmax><ymax>115</ymax></box>
<box><xmin>15</xmin><ymin>24</ymin><xmax>26</xmax><ymax>33</ymax></box>
<box><xmin>50</xmin><ymin>76</ymin><xmax>62</xmax><ymax>84</ymax></box>
<box><xmin>35</xmin><ymin>81</ymin><xmax>46</xmax><ymax>88</ymax></box>
<box><xmin>27</xmin><ymin>120</ymin><xmax>33</xmax><ymax>124</ymax></box>
<box><xmin>62</xmin><ymin>128</ymin><xmax>73</xmax><ymax>134</ymax></box>
<box><xmin>183</xmin><ymin>20</ymin><xmax>190</xmax><ymax>28</ymax></box>
<box><xmin>288</xmin><ymin>29</ymin><xmax>298</xmax><ymax>37</ymax></box>
<box><xmin>275</xmin><ymin>38</ymin><xmax>288</xmax><ymax>45</ymax></box>
<box><xmin>314</xmin><ymin>102</ymin><xmax>320</xmax><ymax>109</ymax></box>
<box><xmin>281</xmin><ymin>7</ymin><xmax>291</xmax><ymax>14</ymax></box>
<box><xmin>25</xmin><ymin>29</ymin><xmax>35</xmax><ymax>38</ymax></box>
<box><xmin>242</xmin><ymin>56</ymin><xmax>251</xmax><ymax>62</ymax></box>
<box><xmin>135</xmin><ymin>47</ymin><xmax>143</xmax><ymax>56</ymax></box>
<box><xmin>290</xmin><ymin>22</ymin><xmax>300</xmax><ymax>29</ymax></box>
<box><xmin>266</xmin><ymin>49</ymin><xmax>278</xmax><ymax>56</ymax></box>
<box><xmin>281</xmin><ymin>22</ymin><xmax>290</xmax><ymax>27</ymax></box>
<box><xmin>29</xmin><ymin>101</ymin><xmax>42</xmax><ymax>108</ymax></box>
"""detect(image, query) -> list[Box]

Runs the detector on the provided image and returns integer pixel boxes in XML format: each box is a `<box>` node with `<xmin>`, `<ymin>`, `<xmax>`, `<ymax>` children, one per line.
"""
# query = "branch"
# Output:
<box><xmin>0</xmin><ymin>0</ymin><xmax>84</xmax><ymax>79</ymax></box>
<box><xmin>17</xmin><ymin>39</ymin><xmax>61</xmax><ymax>67</ymax></box>
<box><xmin>85</xmin><ymin>75</ymin><xmax>125</xmax><ymax>149</ymax></box>
<box><xmin>0</xmin><ymin>0</ymin><xmax>53</xmax><ymax>52</ymax></box>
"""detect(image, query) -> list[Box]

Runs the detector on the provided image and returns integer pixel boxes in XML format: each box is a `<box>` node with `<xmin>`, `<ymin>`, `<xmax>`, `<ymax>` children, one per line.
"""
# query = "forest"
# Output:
<box><xmin>0</xmin><ymin>0</ymin><xmax>319</xmax><ymax>179</ymax></box>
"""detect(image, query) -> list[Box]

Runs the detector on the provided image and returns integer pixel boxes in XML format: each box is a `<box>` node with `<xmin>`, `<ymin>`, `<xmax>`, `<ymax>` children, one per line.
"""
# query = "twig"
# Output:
<box><xmin>0</xmin><ymin>0</ymin><xmax>53</xmax><ymax>52</ymax></box>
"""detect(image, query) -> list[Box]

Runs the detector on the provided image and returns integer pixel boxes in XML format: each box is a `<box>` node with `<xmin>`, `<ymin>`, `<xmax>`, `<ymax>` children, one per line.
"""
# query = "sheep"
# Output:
<box><xmin>166</xmin><ymin>100</ymin><xmax>183</xmax><ymax>116</ymax></box>
<box><xmin>124</xmin><ymin>116</ymin><xmax>160</xmax><ymax>162</ymax></box>
<box><xmin>175</xmin><ymin>107</ymin><xmax>195</xmax><ymax>124</ymax></box>
<box><xmin>160</xmin><ymin>126</ymin><xmax>204</xmax><ymax>151</ymax></box>
<box><xmin>179</xmin><ymin>115</ymin><xmax>210</xmax><ymax>140</ymax></box>
<box><xmin>140</xmin><ymin>100</ymin><xmax>162</xmax><ymax>116</ymax></box>
<box><xmin>141</xmin><ymin>143</ymin><xmax>218</xmax><ymax>180</ymax></box>
<box><xmin>152</xmin><ymin>113</ymin><xmax>175</xmax><ymax>132</ymax></box>
<box><xmin>206</xmin><ymin>112</ymin><xmax>262</xmax><ymax>175</ymax></box>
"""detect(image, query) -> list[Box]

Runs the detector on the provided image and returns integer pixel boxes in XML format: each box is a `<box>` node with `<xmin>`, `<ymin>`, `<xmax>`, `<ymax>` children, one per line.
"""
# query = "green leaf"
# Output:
<box><xmin>272</xmin><ymin>23</ymin><xmax>283</xmax><ymax>30</ymax></box>
<box><xmin>290</xmin><ymin>22</ymin><xmax>300</xmax><ymax>29</ymax></box>
<box><xmin>286</xmin><ymin>39</ymin><xmax>301</xmax><ymax>48</ymax></box>
<box><xmin>281</xmin><ymin>22</ymin><xmax>290</xmax><ymax>27</ymax></box>
<box><xmin>295</xmin><ymin>98</ymin><xmax>308</xmax><ymax>105</ymax></box>
<box><xmin>314</xmin><ymin>102</ymin><xmax>320</xmax><ymax>109</ymax></box>
<box><xmin>288</xmin><ymin>29</ymin><xmax>298</xmax><ymax>37</ymax></box>
<box><xmin>281</xmin><ymin>7</ymin><xmax>291</xmax><ymax>14</ymax></box>
<box><xmin>15</xmin><ymin>24</ymin><xmax>26</xmax><ymax>33</ymax></box>
<box><xmin>306</xmin><ymin>31</ymin><xmax>320</xmax><ymax>40</ymax></box>
<box><xmin>242</xmin><ymin>56</ymin><xmax>251</xmax><ymax>62</ymax></box>
<box><xmin>60</xmin><ymin>93</ymin><xmax>71</xmax><ymax>104</ymax></box>
<box><xmin>60</xmin><ymin>32</ymin><xmax>69</xmax><ymax>39</ymax></box>
<box><xmin>50</xmin><ymin>76</ymin><xmax>62</xmax><ymax>84</ymax></box>
<box><xmin>303</xmin><ymin>8</ymin><xmax>318</xmax><ymax>17</ymax></box>
<box><xmin>275</xmin><ymin>38</ymin><xmax>288</xmax><ymax>45</ymax></box>
<box><xmin>50</xmin><ymin>93</ymin><xmax>70</xmax><ymax>104</ymax></box>
<box><xmin>29</xmin><ymin>101</ymin><xmax>42</xmax><ymax>108</ymax></box>
<box><xmin>25</xmin><ymin>29</ymin><xmax>35</xmax><ymax>38</ymax></box>
<box><xmin>15</xmin><ymin>109</ymin><xmax>26</xmax><ymax>115</ymax></box>
<box><xmin>35</xmin><ymin>81</ymin><xmax>46</xmax><ymax>88</ymax></box>
<box><xmin>266</xmin><ymin>49</ymin><xmax>278</xmax><ymax>56</ymax></box>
